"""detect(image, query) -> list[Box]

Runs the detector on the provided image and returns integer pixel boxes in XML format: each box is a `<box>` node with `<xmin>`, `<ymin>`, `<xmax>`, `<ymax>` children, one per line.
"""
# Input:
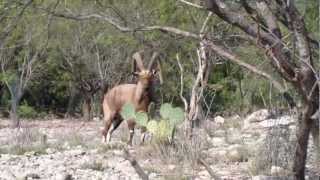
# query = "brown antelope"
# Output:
<box><xmin>101</xmin><ymin>51</ymin><xmax>160</xmax><ymax>145</ymax></box>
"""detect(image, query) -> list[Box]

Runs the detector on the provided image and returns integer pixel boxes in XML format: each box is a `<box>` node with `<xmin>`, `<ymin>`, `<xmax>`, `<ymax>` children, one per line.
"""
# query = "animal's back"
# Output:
<box><xmin>103</xmin><ymin>84</ymin><xmax>137</xmax><ymax>111</ymax></box>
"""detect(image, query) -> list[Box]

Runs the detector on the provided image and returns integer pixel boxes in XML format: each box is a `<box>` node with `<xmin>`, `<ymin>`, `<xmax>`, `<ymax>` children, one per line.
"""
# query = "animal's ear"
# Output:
<box><xmin>132</xmin><ymin>72</ymin><xmax>139</xmax><ymax>77</ymax></box>
<box><xmin>132</xmin><ymin>51</ymin><xmax>145</xmax><ymax>72</ymax></box>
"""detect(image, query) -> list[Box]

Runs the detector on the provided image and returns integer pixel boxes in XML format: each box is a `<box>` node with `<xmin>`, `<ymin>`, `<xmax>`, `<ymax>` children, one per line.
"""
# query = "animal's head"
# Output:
<box><xmin>132</xmin><ymin>51</ymin><xmax>163</xmax><ymax>86</ymax></box>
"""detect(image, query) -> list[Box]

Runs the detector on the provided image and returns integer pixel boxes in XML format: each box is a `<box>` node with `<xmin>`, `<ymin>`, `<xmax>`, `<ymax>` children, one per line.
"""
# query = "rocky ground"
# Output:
<box><xmin>0</xmin><ymin>109</ymin><xmax>319</xmax><ymax>180</ymax></box>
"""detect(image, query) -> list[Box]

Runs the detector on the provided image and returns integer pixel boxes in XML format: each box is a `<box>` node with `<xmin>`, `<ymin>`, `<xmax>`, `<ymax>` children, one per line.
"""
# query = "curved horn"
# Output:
<box><xmin>132</xmin><ymin>51</ymin><xmax>145</xmax><ymax>72</ymax></box>
<box><xmin>157</xmin><ymin>60</ymin><xmax>163</xmax><ymax>84</ymax></box>
<box><xmin>148</xmin><ymin>52</ymin><xmax>159</xmax><ymax>70</ymax></box>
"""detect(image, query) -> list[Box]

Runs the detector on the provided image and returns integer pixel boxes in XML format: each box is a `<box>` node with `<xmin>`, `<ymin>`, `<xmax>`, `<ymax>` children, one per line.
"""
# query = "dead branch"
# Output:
<box><xmin>198</xmin><ymin>158</ymin><xmax>221</xmax><ymax>180</ymax></box>
<box><xmin>205</xmin><ymin>39</ymin><xmax>286</xmax><ymax>92</ymax></box>
<box><xmin>123</xmin><ymin>149</ymin><xmax>149</xmax><ymax>180</ymax></box>
<box><xmin>176</xmin><ymin>53</ymin><xmax>188</xmax><ymax>116</ymax></box>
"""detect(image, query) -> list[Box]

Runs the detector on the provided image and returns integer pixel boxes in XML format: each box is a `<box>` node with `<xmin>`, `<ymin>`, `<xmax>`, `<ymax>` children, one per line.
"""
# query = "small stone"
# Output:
<box><xmin>24</xmin><ymin>173</ymin><xmax>40</xmax><ymax>179</ymax></box>
<box><xmin>55</xmin><ymin>173</ymin><xmax>73</xmax><ymax>180</ymax></box>
<box><xmin>149</xmin><ymin>173</ymin><xmax>157</xmax><ymax>179</ymax></box>
<box><xmin>63</xmin><ymin>142</ymin><xmax>70</xmax><ymax>150</ymax></box>
<box><xmin>270</xmin><ymin>166</ymin><xmax>286</xmax><ymax>176</ymax></box>
<box><xmin>93</xmin><ymin>117</ymin><xmax>100</xmax><ymax>121</ymax></box>
<box><xmin>211</xmin><ymin>137</ymin><xmax>226</xmax><ymax>147</ymax></box>
<box><xmin>46</xmin><ymin>148</ymin><xmax>56</xmax><ymax>154</ymax></box>
<box><xmin>218</xmin><ymin>150</ymin><xmax>227</xmax><ymax>157</ymax></box>
<box><xmin>68</xmin><ymin>149</ymin><xmax>85</xmax><ymax>156</ymax></box>
<box><xmin>24</xmin><ymin>151</ymin><xmax>36</xmax><ymax>156</ymax></box>
<box><xmin>168</xmin><ymin>164</ymin><xmax>175</xmax><ymax>170</ymax></box>
<box><xmin>214</xmin><ymin>116</ymin><xmax>225</xmax><ymax>124</ymax></box>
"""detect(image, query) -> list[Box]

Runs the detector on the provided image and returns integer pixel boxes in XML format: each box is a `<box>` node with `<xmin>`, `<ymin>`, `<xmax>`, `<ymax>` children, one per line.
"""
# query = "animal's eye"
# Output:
<box><xmin>152</xmin><ymin>69</ymin><xmax>157</xmax><ymax>75</ymax></box>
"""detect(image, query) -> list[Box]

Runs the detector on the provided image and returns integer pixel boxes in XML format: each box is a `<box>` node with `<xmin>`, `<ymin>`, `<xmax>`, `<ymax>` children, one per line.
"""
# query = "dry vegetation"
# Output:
<box><xmin>1</xmin><ymin>110</ymin><xmax>318</xmax><ymax>180</ymax></box>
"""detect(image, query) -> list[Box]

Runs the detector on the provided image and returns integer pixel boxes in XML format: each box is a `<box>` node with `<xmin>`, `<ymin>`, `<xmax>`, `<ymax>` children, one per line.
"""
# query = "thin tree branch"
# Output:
<box><xmin>205</xmin><ymin>39</ymin><xmax>286</xmax><ymax>92</ymax></box>
<box><xmin>42</xmin><ymin>5</ymin><xmax>287</xmax><ymax>95</ymax></box>
<box><xmin>177</xmin><ymin>0</ymin><xmax>205</xmax><ymax>9</ymax></box>
<box><xmin>176</xmin><ymin>53</ymin><xmax>189</xmax><ymax>116</ymax></box>
<box><xmin>200</xmin><ymin>12</ymin><xmax>213</xmax><ymax>34</ymax></box>
<box><xmin>0</xmin><ymin>0</ymin><xmax>33</xmax><ymax>49</ymax></box>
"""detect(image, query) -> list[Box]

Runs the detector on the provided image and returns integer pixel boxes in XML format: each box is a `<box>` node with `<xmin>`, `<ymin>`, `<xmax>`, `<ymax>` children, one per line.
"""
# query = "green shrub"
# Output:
<box><xmin>18</xmin><ymin>103</ymin><xmax>38</xmax><ymax>119</ymax></box>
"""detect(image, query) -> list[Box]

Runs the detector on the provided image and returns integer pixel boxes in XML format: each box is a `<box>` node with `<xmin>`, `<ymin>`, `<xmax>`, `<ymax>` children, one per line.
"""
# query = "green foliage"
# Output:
<box><xmin>146</xmin><ymin>120</ymin><xmax>158</xmax><ymax>135</ymax></box>
<box><xmin>160</xmin><ymin>103</ymin><xmax>172</xmax><ymax>120</ymax></box>
<box><xmin>18</xmin><ymin>102</ymin><xmax>38</xmax><ymax>119</ymax></box>
<box><xmin>121</xmin><ymin>102</ymin><xmax>184</xmax><ymax>142</ymax></box>
<box><xmin>135</xmin><ymin>112</ymin><xmax>148</xmax><ymax>127</ymax></box>
<box><xmin>121</xmin><ymin>103</ymin><xmax>136</xmax><ymax>120</ymax></box>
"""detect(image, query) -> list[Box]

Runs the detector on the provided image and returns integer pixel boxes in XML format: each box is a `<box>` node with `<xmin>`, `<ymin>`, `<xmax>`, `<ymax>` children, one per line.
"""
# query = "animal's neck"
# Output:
<box><xmin>134</xmin><ymin>81</ymin><xmax>148</xmax><ymax>104</ymax></box>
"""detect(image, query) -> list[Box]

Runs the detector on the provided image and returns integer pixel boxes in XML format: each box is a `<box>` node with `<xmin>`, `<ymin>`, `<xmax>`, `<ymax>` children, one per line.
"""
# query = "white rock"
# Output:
<box><xmin>246</xmin><ymin>109</ymin><xmax>270</xmax><ymax>122</ymax></box>
<box><xmin>243</xmin><ymin>109</ymin><xmax>269</xmax><ymax>130</ymax></box>
<box><xmin>68</xmin><ymin>149</ymin><xmax>85</xmax><ymax>156</ymax></box>
<box><xmin>149</xmin><ymin>173</ymin><xmax>157</xmax><ymax>179</ymax></box>
<box><xmin>229</xmin><ymin>114</ymin><xmax>241</xmax><ymax>121</ymax></box>
<box><xmin>259</xmin><ymin>115</ymin><xmax>294</xmax><ymax>128</ymax></box>
<box><xmin>24</xmin><ymin>151</ymin><xmax>36</xmax><ymax>156</ymax></box>
<box><xmin>46</xmin><ymin>148</ymin><xmax>56</xmax><ymax>154</ymax></box>
<box><xmin>226</xmin><ymin>128</ymin><xmax>242</xmax><ymax>143</ymax></box>
<box><xmin>211</xmin><ymin>137</ymin><xmax>226</xmax><ymax>147</ymax></box>
<box><xmin>270</xmin><ymin>166</ymin><xmax>286</xmax><ymax>176</ymax></box>
<box><xmin>168</xmin><ymin>164</ymin><xmax>175</xmax><ymax>170</ymax></box>
<box><xmin>55</xmin><ymin>173</ymin><xmax>73</xmax><ymax>180</ymax></box>
<box><xmin>213</xmin><ymin>129</ymin><xmax>226</xmax><ymax>137</ymax></box>
<box><xmin>93</xmin><ymin>117</ymin><xmax>101</xmax><ymax>121</ymax></box>
<box><xmin>214</xmin><ymin>116</ymin><xmax>225</xmax><ymax>124</ymax></box>
<box><xmin>218</xmin><ymin>150</ymin><xmax>227</xmax><ymax>157</ymax></box>
<box><xmin>62</xmin><ymin>142</ymin><xmax>70</xmax><ymax>150</ymax></box>
<box><xmin>1</xmin><ymin>170</ymin><xmax>16</xmax><ymax>179</ymax></box>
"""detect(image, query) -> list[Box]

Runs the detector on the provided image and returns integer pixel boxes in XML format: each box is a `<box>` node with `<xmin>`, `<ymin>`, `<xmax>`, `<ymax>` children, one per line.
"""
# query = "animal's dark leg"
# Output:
<box><xmin>140</xmin><ymin>126</ymin><xmax>147</xmax><ymax>145</ymax></box>
<box><xmin>127</xmin><ymin>119</ymin><xmax>136</xmax><ymax>146</ymax></box>
<box><xmin>107</xmin><ymin>114</ymin><xmax>123</xmax><ymax>141</ymax></box>
<box><xmin>112</xmin><ymin>114</ymin><xmax>123</xmax><ymax>131</ymax></box>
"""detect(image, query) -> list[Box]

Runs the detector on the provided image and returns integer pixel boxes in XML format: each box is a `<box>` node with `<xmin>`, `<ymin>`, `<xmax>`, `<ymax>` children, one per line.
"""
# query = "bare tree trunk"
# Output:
<box><xmin>311</xmin><ymin>120</ymin><xmax>319</xmax><ymax>163</ymax></box>
<box><xmin>293</xmin><ymin>103</ymin><xmax>316</xmax><ymax>179</ymax></box>
<box><xmin>65</xmin><ymin>83</ymin><xmax>77</xmax><ymax>117</ymax></box>
<box><xmin>82</xmin><ymin>96</ymin><xmax>92</xmax><ymax>121</ymax></box>
<box><xmin>10</xmin><ymin>97</ymin><xmax>20</xmax><ymax>128</ymax></box>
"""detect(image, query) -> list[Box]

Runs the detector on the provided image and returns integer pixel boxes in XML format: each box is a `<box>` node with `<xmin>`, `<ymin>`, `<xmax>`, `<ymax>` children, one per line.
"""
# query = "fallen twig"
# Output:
<box><xmin>198</xmin><ymin>158</ymin><xmax>221</xmax><ymax>180</ymax></box>
<box><xmin>123</xmin><ymin>149</ymin><xmax>149</xmax><ymax>180</ymax></box>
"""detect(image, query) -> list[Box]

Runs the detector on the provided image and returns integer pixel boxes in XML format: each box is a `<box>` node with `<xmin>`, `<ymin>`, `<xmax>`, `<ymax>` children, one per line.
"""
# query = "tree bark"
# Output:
<box><xmin>82</xmin><ymin>96</ymin><xmax>92</xmax><ymax>121</ymax></box>
<box><xmin>10</xmin><ymin>97</ymin><xmax>20</xmax><ymax>128</ymax></box>
<box><xmin>293</xmin><ymin>102</ymin><xmax>316</xmax><ymax>179</ymax></box>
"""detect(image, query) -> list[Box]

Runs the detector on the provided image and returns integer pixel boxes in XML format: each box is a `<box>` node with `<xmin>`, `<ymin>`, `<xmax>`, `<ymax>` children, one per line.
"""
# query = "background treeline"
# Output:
<box><xmin>0</xmin><ymin>0</ymin><xmax>318</xmax><ymax>120</ymax></box>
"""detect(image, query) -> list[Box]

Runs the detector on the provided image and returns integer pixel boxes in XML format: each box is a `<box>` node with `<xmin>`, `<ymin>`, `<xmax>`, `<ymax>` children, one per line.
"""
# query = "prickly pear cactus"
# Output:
<box><xmin>121</xmin><ymin>103</ymin><xmax>148</xmax><ymax>127</ymax></box>
<box><xmin>146</xmin><ymin>120</ymin><xmax>158</xmax><ymax>135</ymax></box>
<box><xmin>135</xmin><ymin>112</ymin><xmax>148</xmax><ymax>127</ymax></box>
<box><xmin>157</xmin><ymin>120</ymin><xmax>173</xmax><ymax>139</ymax></box>
<box><xmin>168</xmin><ymin>107</ymin><xmax>184</xmax><ymax>127</ymax></box>
<box><xmin>121</xmin><ymin>103</ymin><xmax>135</xmax><ymax>120</ymax></box>
<box><xmin>150</xmin><ymin>103</ymin><xmax>184</xmax><ymax>141</ymax></box>
<box><xmin>121</xmin><ymin>102</ymin><xmax>184</xmax><ymax>142</ymax></box>
<box><xmin>160</xmin><ymin>103</ymin><xmax>172</xmax><ymax>119</ymax></box>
